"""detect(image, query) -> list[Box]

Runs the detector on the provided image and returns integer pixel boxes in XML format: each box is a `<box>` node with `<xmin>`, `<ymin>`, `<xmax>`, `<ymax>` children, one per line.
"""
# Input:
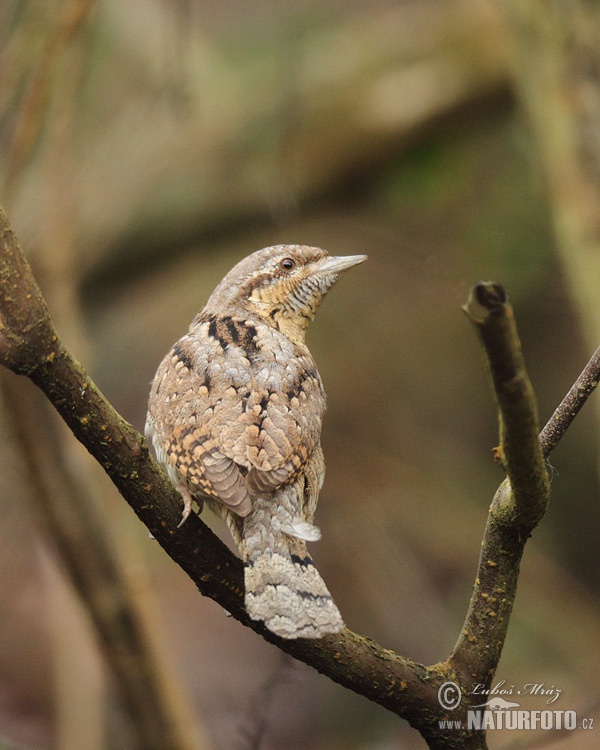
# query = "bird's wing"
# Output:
<box><xmin>147</xmin><ymin>331</ymin><xmax>253</xmax><ymax>516</ymax></box>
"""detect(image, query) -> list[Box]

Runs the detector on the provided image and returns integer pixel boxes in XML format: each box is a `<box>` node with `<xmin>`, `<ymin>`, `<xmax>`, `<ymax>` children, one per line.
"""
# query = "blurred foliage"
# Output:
<box><xmin>1</xmin><ymin>1</ymin><xmax>599</xmax><ymax>749</ymax></box>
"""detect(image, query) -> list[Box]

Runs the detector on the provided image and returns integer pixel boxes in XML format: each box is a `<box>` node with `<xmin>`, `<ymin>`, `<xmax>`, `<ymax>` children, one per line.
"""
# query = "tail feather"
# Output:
<box><xmin>241</xmin><ymin>488</ymin><xmax>344</xmax><ymax>639</ymax></box>
<box><xmin>245</xmin><ymin>546</ymin><xmax>344</xmax><ymax>638</ymax></box>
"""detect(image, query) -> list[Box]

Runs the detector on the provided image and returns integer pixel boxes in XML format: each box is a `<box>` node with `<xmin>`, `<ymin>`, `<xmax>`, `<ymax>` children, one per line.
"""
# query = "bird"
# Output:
<box><xmin>145</xmin><ymin>244</ymin><xmax>367</xmax><ymax>638</ymax></box>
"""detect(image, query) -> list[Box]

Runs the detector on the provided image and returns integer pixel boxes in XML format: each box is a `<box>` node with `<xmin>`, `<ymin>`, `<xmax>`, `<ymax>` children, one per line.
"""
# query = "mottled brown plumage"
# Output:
<box><xmin>146</xmin><ymin>244</ymin><xmax>366</xmax><ymax>638</ymax></box>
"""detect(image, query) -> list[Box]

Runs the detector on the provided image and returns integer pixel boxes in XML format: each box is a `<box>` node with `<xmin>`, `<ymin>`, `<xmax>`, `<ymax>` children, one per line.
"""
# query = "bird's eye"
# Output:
<box><xmin>279</xmin><ymin>257</ymin><xmax>296</xmax><ymax>272</ymax></box>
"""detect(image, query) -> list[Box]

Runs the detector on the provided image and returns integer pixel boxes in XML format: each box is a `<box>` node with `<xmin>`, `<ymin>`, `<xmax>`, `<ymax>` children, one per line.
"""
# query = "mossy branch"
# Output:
<box><xmin>463</xmin><ymin>282</ymin><xmax>551</xmax><ymax>528</ymax></box>
<box><xmin>2</xmin><ymin>209</ymin><xmax>599</xmax><ymax>750</ymax></box>
<box><xmin>0</xmin><ymin>207</ymin><xmax>443</xmax><ymax>741</ymax></box>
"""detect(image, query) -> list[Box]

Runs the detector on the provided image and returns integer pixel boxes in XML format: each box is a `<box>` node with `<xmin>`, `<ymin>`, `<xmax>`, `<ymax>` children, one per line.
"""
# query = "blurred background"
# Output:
<box><xmin>1</xmin><ymin>1</ymin><xmax>599</xmax><ymax>748</ymax></box>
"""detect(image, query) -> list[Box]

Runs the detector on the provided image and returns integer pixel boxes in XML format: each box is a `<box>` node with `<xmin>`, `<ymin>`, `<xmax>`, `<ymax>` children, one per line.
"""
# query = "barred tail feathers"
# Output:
<box><xmin>242</xmin><ymin>492</ymin><xmax>344</xmax><ymax>639</ymax></box>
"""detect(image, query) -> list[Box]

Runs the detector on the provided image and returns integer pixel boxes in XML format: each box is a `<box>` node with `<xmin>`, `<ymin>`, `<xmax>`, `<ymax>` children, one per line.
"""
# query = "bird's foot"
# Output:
<box><xmin>177</xmin><ymin>487</ymin><xmax>196</xmax><ymax>528</ymax></box>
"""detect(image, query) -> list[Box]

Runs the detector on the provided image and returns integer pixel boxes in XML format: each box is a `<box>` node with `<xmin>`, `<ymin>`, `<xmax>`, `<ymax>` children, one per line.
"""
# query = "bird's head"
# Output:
<box><xmin>205</xmin><ymin>245</ymin><xmax>367</xmax><ymax>344</ymax></box>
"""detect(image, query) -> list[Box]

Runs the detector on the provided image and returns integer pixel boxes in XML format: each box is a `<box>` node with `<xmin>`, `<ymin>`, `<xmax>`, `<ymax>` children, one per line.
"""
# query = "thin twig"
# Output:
<box><xmin>539</xmin><ymin>345</ymin><xmax>600</xmax><ymax>458</ymax></box>
<box><xmin>239</xmin><ymin>652</ymin><xmax>296</xmax><ymax>750</ymax></box>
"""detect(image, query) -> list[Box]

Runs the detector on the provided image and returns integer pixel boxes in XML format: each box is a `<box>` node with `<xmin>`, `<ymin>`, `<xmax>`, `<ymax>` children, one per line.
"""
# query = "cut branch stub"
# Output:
<box><xmin>450</xmin><ymin>281</ymin><xmax>551</xmax><ymax>690</ymax></box>
<box><xmin>463</xmin><ymin>281</ymin><xmax>507</xmax><ymax>322</ymax></box>
<box><xmin>463</xmin><ymin>281</ymin><xmax>550</xmax><ymax>530</ymax></box>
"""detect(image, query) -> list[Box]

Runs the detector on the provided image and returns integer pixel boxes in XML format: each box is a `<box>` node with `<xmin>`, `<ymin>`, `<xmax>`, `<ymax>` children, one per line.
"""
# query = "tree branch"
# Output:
<box><xmin>539</xmin><ymin>345</ymin><xmax>600</xmax><ymax>458</ymax></box>
<box><xmin>462</xmin><ymin>282</ymin><xmax>550</xmax><ymax>528</ymax></box>
<box><xmin>0</xmin><ymin>207</ymin><xmax>447</xmax><ymax>740</ymax></box>
<box><xmin>2</xmin><ymin>206</ymin><xmax>598</xmax><ymax>750</ymax></box>
<box><xmin>448</xmin><ymin>282</ymin><xmax>550</xmax><ymax>687</ymax></box>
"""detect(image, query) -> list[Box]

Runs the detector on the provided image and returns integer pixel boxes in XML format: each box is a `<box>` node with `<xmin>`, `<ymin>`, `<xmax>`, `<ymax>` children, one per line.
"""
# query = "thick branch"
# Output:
<box><xmin>0</xmin><ymin>210</ymin><xmax>457</xmax><ymax>743</ymax></box>
<box><xmin>2</xmin><ymin>212</ymin><xmax>205</xmax><ymax>750</ymax></box>
<box><xmin>0</xmin><ymin>210</ymin><xmax>55</xmax><ymax>371</ymax></box>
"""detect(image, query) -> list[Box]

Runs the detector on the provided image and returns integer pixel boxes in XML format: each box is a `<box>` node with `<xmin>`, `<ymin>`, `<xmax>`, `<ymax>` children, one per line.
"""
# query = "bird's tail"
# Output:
<box><xmin>241</xmin><ymin>492</ymin><xmax>344</xmax><ymax>639</ymax></box>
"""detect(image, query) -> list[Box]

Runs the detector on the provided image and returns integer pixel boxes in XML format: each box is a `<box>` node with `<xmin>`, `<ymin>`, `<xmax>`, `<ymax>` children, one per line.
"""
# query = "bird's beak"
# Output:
<box><xmin>318</xmin><ymin>254</ymin><xmax>368</xmax><ymax>274</ymax></box>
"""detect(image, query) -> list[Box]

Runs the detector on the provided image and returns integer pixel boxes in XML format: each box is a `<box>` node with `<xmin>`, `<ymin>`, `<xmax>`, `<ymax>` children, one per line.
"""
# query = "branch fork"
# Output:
<box><xmin>2</xmin><ymin>209</ymin><xmax>599</xmax><ymax>749</ymax></box>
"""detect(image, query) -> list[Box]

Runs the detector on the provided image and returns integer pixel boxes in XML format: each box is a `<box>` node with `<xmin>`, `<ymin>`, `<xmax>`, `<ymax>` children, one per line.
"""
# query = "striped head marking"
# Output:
<box><xmin>204</xmin><ymin>245</ymin><xmax>367</xmax><ymax>345</ymax></box>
